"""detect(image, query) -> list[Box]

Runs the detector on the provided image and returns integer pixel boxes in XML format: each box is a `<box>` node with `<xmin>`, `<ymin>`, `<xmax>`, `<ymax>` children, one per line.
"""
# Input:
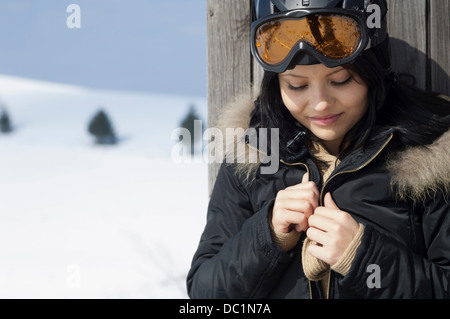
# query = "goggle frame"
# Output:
<box><xmin>250</xmin><ymin>8</ymin><xmax>371</xmax><ymax>72</ymax></box>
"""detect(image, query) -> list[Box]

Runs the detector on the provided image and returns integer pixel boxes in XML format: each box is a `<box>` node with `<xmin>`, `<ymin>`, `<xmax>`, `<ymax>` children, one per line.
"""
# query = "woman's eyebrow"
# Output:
<box><xmin>281</xmin><ymin>73</ymin><xmax>307</xmax><ymax>79</ymax></box>
<box><xmin>325</xmin><ymin>68</ymin><xmax>346</xmax><ymax>77</ymax></box>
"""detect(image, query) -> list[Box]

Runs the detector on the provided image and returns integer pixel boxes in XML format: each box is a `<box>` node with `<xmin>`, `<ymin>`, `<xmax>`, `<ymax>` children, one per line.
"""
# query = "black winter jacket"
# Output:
<box><xmin>187</xmin><ymin>99</ymin><xmax>450</xmax><ymax>299</ymax></box>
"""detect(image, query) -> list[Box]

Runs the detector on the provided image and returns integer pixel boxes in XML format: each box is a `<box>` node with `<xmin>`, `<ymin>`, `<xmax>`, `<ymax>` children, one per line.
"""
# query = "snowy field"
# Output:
<box><xmin>0</xmin><ymin>75</ymin><xmax>209</xmax><ymax>298</ymax></box>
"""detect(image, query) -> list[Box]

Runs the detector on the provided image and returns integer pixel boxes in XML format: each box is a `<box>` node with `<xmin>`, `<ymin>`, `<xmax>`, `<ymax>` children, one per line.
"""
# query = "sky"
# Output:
<box><xmin>0</xmin><ymin>0</ymin><xmax>207</xmax><ymax>98</ymax></box>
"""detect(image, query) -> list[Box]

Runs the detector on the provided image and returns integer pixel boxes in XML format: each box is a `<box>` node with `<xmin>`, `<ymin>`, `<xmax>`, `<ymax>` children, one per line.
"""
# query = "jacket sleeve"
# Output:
<box><xmin>186</xmin><ymin>164</ymin><xmax>294</xmax><ymax>299</ymax></box>
<box><xmin>339</xmin><ymin>192</ymin><xmax>450</xmax><ymax>298</ymax></box>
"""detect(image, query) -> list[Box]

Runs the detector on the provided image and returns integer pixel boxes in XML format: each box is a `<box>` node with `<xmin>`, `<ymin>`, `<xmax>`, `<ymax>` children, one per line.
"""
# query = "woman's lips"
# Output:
<box><xmin>309</xmin><ymin>113</ymin><xmax>343</xmax><ymax>126</ymax></box>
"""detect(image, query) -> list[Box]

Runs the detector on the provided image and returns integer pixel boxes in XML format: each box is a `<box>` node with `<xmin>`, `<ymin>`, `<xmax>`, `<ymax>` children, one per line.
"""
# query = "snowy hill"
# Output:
<box><xmin>0</xmin><ymin>75</ymin><xmax>209</xmax><ymax>298</ymax></box>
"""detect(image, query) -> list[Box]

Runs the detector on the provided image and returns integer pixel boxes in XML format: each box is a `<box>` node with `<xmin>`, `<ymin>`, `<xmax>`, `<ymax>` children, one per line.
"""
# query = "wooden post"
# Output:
<box><xmin>387</xmin><ymin>0</ymin><xmax>450</xmax><ymax>95</ymax></box>
<box><xmin>429</xmin><ymin>0</ymin><xmax>450</xmax><ymax>95</ymax></box>
<box><xmin>207</xmin><ymin>0</ymin><xmax>450</xmax><ymax>194</ymax></box>
<box><xmin>387</xmin><ymin>0</ymin><xmax>428</xmax><ymax>90</ymax></box>
<box><xmin>206</xmin><ymin>0</ymin><xmax>253</xmax><ymax>194</ymax></box>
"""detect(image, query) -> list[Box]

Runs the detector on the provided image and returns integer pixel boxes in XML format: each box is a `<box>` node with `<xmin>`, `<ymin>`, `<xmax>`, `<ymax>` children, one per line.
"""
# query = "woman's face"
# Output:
<box><xmin>278</xmin><ymin>63</ymin><xmax>369</xmax><ymax>155</ymax></box>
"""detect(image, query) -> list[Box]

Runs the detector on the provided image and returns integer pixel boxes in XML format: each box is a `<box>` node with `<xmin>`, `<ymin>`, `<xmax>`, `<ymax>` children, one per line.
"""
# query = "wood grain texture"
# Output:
<box><xmin>429</xmin><ymin>0</ymin><xmax>450</xmax><ymax>95</ymax></box>
<box><xmin>387</xmin><ymin>0</ymin><xmax>428</xmax><ymax>89</ymax></box>
<box><xmin>207</xmin><ymin>0</ymin><xmax>252</xmax><ymax>194</ymax></box>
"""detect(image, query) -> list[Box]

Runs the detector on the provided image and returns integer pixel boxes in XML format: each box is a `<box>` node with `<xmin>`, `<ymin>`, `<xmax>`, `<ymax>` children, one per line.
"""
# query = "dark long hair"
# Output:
<box><xmin>256</xmin><ymin>50</ymin><xmax>450</xmax><ymax>161</ymax></box>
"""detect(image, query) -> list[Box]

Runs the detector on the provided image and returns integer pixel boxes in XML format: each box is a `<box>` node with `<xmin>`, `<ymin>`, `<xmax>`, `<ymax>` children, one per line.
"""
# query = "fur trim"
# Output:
<box><xmin>214</xmin><ymin>95</ymin><xmax>261</xmax><ymax>182</ymax></box>
<box><xmin>386</xmin><ymin>129</ymin><xmax>450</xmax><ymax>203</ymax></box>
<box><xmin>215</xmin><ymin>97</ymin><xmax>450</xmax><ymax>202</ymax></box>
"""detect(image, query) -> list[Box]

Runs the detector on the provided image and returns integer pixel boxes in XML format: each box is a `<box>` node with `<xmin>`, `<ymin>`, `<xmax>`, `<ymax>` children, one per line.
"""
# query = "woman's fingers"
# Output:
<box><xmin>273</xmin><ymin>199</ymin><xmax>314</xmax><ymax>231</ymax></box>
<box><xmin>281</xmin><ymin>188</ymin><xmax>319</xmax><ymax>202</ymax></box>
<box><xmin>306</xmin><ymin>226</ymin><xmax>327</xmax><ymax>244</ymax></box>
<box><xmin>269</xmin><ymin>173</ymin><xmax>320</xmax><ymax>251</ymax></box>
<box><xmin>305</xmin><ymin>205</ymin><xmax>361</xmax><ymax>266</ymax></box>
<box><xmin>307</xmin><ymin>211</ymin><xmax>338</xmax><ymax>232</ymax></box>
<box><xmin>274</xmin><ymin>208</ymin><xmax>309</xmax><ymax>233</ymax></box>
<box><xmin>274</xmin><ymin>198</ymin><xmax>315</xmax><ymax>218</ymax></box>
<box><xmin>302</xmin><ymin>172</ymin><xmax>309</xmax><ymax>183</ymax></box>
<box><xmin>306</xmin><ymin>241</ymin><xmax>328</xmax><ymax>263</ymax></box>
<box><xmin>277</xmin><ymin>187</ymin><xmax>319</xmax><ymax>211</ymax></box>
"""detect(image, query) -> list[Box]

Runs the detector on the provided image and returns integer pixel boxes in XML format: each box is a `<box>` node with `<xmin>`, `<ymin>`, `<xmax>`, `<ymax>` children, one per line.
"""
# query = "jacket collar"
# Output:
<box><xmin>215</xmin><ymin>97</ymin><xmax>450</xmax><ymax>202</ymax></box>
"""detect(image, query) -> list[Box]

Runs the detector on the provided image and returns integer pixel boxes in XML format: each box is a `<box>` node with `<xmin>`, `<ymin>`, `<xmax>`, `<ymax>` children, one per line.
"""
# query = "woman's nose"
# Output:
<box><xmin>311</xmin><ymin>86</ymin><xmax>333</xmax><ymax>112</ymax></box>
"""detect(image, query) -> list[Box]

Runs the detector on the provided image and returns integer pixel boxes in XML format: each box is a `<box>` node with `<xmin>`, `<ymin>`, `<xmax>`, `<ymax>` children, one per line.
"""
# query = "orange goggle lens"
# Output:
<box><xmin>255</xmin><ymin>14</ymin><xmax>361</xmax><ymax>66</ymax></box>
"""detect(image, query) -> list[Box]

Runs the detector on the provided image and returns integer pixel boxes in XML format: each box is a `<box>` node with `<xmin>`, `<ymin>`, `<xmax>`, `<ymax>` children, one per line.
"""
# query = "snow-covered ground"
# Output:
<box><xmin>0</xmin><ymin>75</ymin><xmax>209</xmax><ymax>298</ymax></box>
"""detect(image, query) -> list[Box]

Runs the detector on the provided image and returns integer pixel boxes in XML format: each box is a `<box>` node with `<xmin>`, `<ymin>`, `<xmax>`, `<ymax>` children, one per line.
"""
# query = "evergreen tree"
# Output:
<box><xmin>0</xmin><ymin>108</ymin><xmax>13</xmax><ymax>133</ymax></box>
<box><xmin>180</xmin><ymin>105</ymin><xmax>204</xmax><ymax>154</ymax></box>
<box><xmin>88</xmin><ymin>109</ymin><xmax>117</xmax><ymax>145</ymax></box>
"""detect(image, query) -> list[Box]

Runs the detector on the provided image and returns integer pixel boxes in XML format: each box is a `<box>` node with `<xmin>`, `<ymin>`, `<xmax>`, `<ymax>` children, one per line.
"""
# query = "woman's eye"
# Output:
<box><xmin>332</xmin><ymin>76</ymin><xmax>353</xmax><ymax>86</ymax></box>
<box><xmin>288</xmin><ymin>84</ymin><xmax>308</xmax><ymax>91</ymax></box>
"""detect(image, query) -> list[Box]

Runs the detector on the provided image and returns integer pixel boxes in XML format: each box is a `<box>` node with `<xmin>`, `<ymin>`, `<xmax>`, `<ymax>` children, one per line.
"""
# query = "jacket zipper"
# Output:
<box><xmin>319</xmin><ymin>133</ymin><xmax>394</xmax><ymax>298</ymax></box>
<box><xmin>281</xmin><ymin>133</ymin><xmax>393</xmax><ymax>299</ymax></box>
<box><xmin>319</xmin><ymin>133</ymin><xmax>394</xmax><ymax>206</ymax></box>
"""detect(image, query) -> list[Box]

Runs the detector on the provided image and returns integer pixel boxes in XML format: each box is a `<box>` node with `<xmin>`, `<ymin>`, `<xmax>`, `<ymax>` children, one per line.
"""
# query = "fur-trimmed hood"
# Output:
<box><xmin>214</xmin><ymin>96</ymin><xmax>450</xmax><ymax>203</ymax></box>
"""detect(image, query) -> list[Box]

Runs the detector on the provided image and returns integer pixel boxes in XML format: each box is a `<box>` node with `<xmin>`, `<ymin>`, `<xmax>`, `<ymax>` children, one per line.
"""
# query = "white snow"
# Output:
<box><xmin>0</xmin><ymin>74</ymin><xmax>209</xmax><ymax>298</ymax></box>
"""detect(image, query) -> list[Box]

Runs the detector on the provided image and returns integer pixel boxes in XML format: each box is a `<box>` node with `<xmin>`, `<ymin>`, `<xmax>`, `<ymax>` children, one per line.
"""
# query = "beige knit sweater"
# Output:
<box><xmin>270</xmin><ymin>141</ymin><xmax>364</xmax><ymax>298</ymax></box>
<box><xmin>302</xmin><ymin>141</ymin><xmax>364</xmax><ymax>298</ymax></box>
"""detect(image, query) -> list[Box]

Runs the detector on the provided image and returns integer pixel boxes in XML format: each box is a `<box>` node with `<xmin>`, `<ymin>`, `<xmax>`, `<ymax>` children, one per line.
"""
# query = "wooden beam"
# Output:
<box><xmin>387</xmin><ymin>0</ymin><xmax>428</xmax><ymax>90</ymax></box>
<box><xmin>429</xmin><ymin>0</ymin><xmax>450</xmax><ymax>96</ymax></box>
<box><xmin>207</xmin><ymin>0</ymin><xmax>252</xmax><ymax>194</ymax></box>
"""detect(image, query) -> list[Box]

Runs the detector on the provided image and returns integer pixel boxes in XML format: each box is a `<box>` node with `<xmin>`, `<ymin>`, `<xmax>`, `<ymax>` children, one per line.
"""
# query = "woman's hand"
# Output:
<box><xmin>270</xmin><ymin>173</ymin><xmax>319</xmax><ymax>251</ymax></box>
<box><xmin>306</xmin><ymin>192</ymin><xmax>360</xmax><ymax>266</ymax></box>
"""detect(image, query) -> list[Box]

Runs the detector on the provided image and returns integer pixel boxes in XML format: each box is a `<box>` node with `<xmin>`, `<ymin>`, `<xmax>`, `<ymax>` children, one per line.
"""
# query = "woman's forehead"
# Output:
<box><xmin>280</xmin><ymin>64</ymin><xmax>347</xmax><ymax>78</ymax></box>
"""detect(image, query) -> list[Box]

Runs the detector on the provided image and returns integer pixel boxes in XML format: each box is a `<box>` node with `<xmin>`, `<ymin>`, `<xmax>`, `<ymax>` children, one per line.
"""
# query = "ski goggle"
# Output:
<box><xmin>251</xmin><ymin>9</ymin><xmax>370</xmax><ymax>72</ymax></box>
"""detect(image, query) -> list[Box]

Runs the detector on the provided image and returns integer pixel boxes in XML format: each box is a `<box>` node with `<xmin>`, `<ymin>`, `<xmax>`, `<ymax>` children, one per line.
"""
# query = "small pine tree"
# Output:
<box><xmin>0</xmin><ymin>108</ymin><xmax>13</xmax><ymax>133</ymax></box>
<box><xmin>180</xmin><ymin>105</ymin><xmax>204</xmax><ymax>154</ymax></box>
<box><xmin>88</xmin><ymin>109</ymin><xmax>117</xmax><ymax>145</ymax></box>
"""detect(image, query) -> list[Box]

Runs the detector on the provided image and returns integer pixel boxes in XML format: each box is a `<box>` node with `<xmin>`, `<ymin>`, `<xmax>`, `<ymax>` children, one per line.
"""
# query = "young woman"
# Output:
<box><xmin>187</xmin><ymin>0</ymin><xmax>450</xmax><ymax>299</ymax></box>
